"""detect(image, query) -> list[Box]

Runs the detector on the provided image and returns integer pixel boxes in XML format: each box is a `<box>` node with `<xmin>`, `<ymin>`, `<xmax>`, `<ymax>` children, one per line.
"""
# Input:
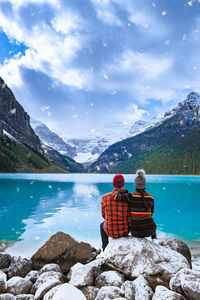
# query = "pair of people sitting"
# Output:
<box><xmin>100</xmin><ymin>170</ymin><xmax>157</xmax><ymax>251</ymax></box>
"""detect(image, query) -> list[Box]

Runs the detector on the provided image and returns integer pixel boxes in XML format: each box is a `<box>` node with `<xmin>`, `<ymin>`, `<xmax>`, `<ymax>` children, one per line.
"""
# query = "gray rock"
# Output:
<box><xmin>95</xmin><ymin>271</ymin><xmax>125</xmax><ymax>288</ymax></box>
<box><xmin>31</xmin><ymin>232</ymin><xmax>98</xmax><ymax>272</ymax></box>
<box><xmin>38</xmin><ymin>264</ymin><xmax>61</xmax><ymax>275</ymax></box>
<box><xmin>95</xmin><ymin>286</ymin><xmax>121</xmax><ymax>300</ymax></box>
<box><xmin>34</xmin><ymin>279</ymin><xmax>61</xmax><ymax>300</ymax></box>
<box><xmin>152</xmin><ymin>285</ymin><xmax>186</xmax><ymax>300</ymax></box>
<box><xmin>81</xmin><ymin>286</ymin><xmax>100</xmax><ymax>299</ymax></box>
<box><xmin>50</xmin><ymin>283</ymin><xmax>86</xmax><ymax>299</ymax></box>
<box><xmin>6</xmin><ymin>276</ymin><xmax>32</xmax><ymax>296</ymax></box>
<box><xmin>169</xmin><ymin>268</ymin><xmax>200</xmax><ymax>300</ymax></box>
<box><xmin>0</xmin><ymin>254</ymin><xmax>11</xmax><ymax>269</ymax></box>
<box><xmin>157</xmin><ymin>237</ymin><xmax>192</xmax><ymax>267</ymax></box>
<box><xmin>0</xmin><ymin>270</ymin><xmax>7</xmax><ymax>293</ymax></box>
<box><xmin>15</xmin><ymin>294</ymin><xmax>34</xmax><ymax>300</ymax></box>
<box><xmin>121</xmin><ymin>275</ymin><xmax>153</xmax><ymax>300</ymax></box>
<box><xmin>8</xmin><ymin>257</ymin><xmax>32</xmax><ymax>279</ymax></box>
<box><xmin>104</xmin><ymin>237</ymin><xmax>189</xmax><ymax>289</ymax></box>
<box><xmin>68</xmin><ymin>262</ymin><xmax>94</xmax><ymax>288</ymax></box>
<box><xmin>25</xmin><ymin>271</ymin><xmax>39</xmax><ymax>283</ymax></box>
<box><xmin>31</xmin><ymin>271</ymin><xmax>63</xmax><ymax>294</ymax></box>
<box><xmin>0</xmin><ymin>294</ymin><xmax>15</xmax><ymax>300</ymax></box>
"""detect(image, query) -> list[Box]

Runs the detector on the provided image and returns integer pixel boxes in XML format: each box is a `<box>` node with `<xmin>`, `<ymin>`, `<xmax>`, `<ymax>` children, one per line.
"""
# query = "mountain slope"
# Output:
<box><xmin>89</xmin><ymin>92</ymin><xmax>200</xmax><ymax>174</ymax></box>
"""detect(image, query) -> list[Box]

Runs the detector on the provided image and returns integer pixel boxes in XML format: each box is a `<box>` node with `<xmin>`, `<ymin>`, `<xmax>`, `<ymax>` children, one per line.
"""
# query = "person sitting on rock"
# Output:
<box><xmin>114</xmin><ymin>169</ymin><xmax>157</xmax><ymax>239</ymax></box>
<box><xmin>100</xmin><ymin>174</ymin><xmax>131</xmax><ymax>251</ymax></box>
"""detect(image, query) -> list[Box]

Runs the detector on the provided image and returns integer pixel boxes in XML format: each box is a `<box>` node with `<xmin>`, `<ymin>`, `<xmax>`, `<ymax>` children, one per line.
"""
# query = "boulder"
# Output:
<box><xmin>38</xmin><ymin>264</ymin><xmax>61</xmax><ymax>275</ymax></box>
<box><xmin>152</xmin><ymin>285</ymin><xmax>186</xmax><ymax>300</ymax></box>
<box><xmin>95</xmin><ymin>286</ymin><xmax>121</xmax><ymax>300</ymax></box>
<box><xmin>95</xmin><ymin>271</ymin><xmax>125</xmax><ymax>288</ymax></box>
<box><xmin>0</xmin><ymin>294</ymin><xmax>15</xmax><ymax>300</ymax></box>
<box><xmin>0</xmin><ymin>270</ymin><xmax>7</xmax><ymax>293</ymax></box>
<box><xmin>15</xmin><ymin>295</ymin><xmax>34</xmax><ymax>300</ymax></box>
<box><xmin>104</xmin><ymin>237</ymin><xmax>190</xmax><ymax>289</ymax></box>
<box><xmin>121</xmin><ymin>275</ymin><xmax>153</xmax><ymax>300</ymax></box>
<box><xmin>25</xmin><ymin>271</ymin><xmax>39</xmax><ymax>284</ymax></box>
<box><xmin>50</xmin><ymin>283</ymin><xmax>86</xmax><ymax>300</ymax></box>
<box><xmin>68</xmin><ymin>262</ymin><xmax>93</xmax><ymax>288</ymax></box>
<box><xmin>34</xmin><ymin>279</ymin><xmax>61</xmax><ymax>300</ymax></box>
<box><xmin>31</xmin><ymin>271</ymin><xmax>63</xmax><ymax>294</ymax></box>
<box><xmin>0</xmin><ymin>254</ymin><xmax>11</xmax><ymax>269</ymax></box>
<box><xmin>80</xmin><ymin>286</ymin><xmax>100</xmax><ymax>299</ymax></box>
<box><xmin>31</xmin><ymin>232</ymin><xmax>98</xmax><ymax>272</ymax></box>
<box><xmin>6</xmin><ymin>276</ymin><xmax>32</xmax><ymax>296</ymax></box>
<box><xmin>169</xmin><ymin>268</ymin><xmax>200</xmax><ymax>300</ymax></box>
<box><xmin>157</xmin><ymin>237</ymin><xmax>192</xmax><ymax>267</ymax></box>
<box><xmin>8</xmin><ymin>257</ymin><xmax>32</xmax><ymax>279</ymax></box>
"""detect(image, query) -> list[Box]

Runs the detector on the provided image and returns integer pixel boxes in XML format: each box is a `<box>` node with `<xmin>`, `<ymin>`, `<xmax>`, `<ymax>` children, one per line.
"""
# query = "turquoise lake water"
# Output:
<box><xmin>0</xmin><ymin>173</ymin><xmax>200</xmax><ymax>258</ymax></box>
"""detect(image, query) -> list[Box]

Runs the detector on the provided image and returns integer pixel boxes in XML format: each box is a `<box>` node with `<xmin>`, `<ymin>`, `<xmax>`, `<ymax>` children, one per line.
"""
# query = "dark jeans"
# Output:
<box><xmin>100</xmin><ymin>222</ymin><xmax>109</xmax><ymax>251</ymax></box>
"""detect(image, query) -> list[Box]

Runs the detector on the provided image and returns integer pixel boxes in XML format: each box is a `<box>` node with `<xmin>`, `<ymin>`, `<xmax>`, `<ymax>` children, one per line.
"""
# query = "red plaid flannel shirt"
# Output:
<box><xmin>101</xmin><ymin>189</ymin><xmax>131</xmax><ymax>238</ymax></box>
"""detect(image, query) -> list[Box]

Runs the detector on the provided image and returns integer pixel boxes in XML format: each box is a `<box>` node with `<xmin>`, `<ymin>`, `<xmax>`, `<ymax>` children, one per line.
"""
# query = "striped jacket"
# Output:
<box><xmin>115</xmin><ymin>192</ymin><xmax>156</xmax><ymax>237</ymax></box>
<box><xmin>101</xmin><ymin>189</ymin><xmax>131</xmax><ymax>238</ymax></box>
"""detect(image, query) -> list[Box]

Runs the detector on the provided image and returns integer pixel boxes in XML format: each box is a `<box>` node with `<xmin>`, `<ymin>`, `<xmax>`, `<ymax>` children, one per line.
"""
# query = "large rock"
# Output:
<box><xmin>31</xmin><ymin>232</ymin><xmax>98</xmax><ymax>272</ymax></box>
<box><xmin>8</xmin><ymin>257</ymin><xmax>32</xmax><ymax>279</ymax></box>
<box><xmin>15</xmin><ymin>295</ymin><xmax>34</xmax><ymax>300</ymax></box>
<box><xmin>95</xmin><ymin>286</ymin><xmax>121</xmax><ymax>300</ymax></box>
<box><xmin>38</xmin><ymin>264</ymin><xmax>61</xmax><ymax>275</ymax></box>
<box><xmin>152</xmin><ymin>285</ymin><xmax>186</xmax><ymax>300</ymax></box>
<box><xmin>25</xmin><ymin>271</ymin><xmax>39</xmax><ymax>284</ymax></box>
<box><xmin>50</xmin><ymin>283</ymin><xmax>86</xmax><ymax>300</ymax></box>
<box><xmin>95</xmin><ymin>271</ymin><xmax>125</xmax><ymax>288</ymax></box>
<box><xmin>121</xmin><ymin>275</ymin><xmax>153</xmax><ymax>300</ymax></box>
<box><xmin>169</xmin><ymin>268</ymin><xmax>200</xmax><ymax>300</ymax></box>
<box><xmin>68</xmin><ymin>262</ymin><xmax>94</xmax><ymax>288</ymax></box>
<box><xmin>6</xmin><ymin>276</ymin><xmax>32</xmax><ymax>295</ymax></box>
<box><xmin>43</xmin><ymin>284</ymin><xmax>62</xmax><ymax>300</ymax></box>
<box><xmin>104</xmin><ymin>237</ymin><xmax>190</xmax><ymax>289</ymax></box>
<box><xmin>0</xmin><ymin>270</ymin><xmax>7</xmax><ymax>293</ymax></box>
<box><xmin>157</xmin><ymin>237</ymin><xmax>192</xmax><ymax>267</ymax></box>
<box><xmin>0</xmin><ymin>254</ymin><xmax>11</xmax><ymax>269</ymax></box>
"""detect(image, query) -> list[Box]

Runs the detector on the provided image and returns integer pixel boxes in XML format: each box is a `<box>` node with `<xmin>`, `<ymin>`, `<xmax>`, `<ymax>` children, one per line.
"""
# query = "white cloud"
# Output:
<box><xmin>91</xmin><ymin>0</ymin><xmax>121</xmax><ymax>25</ymax></box>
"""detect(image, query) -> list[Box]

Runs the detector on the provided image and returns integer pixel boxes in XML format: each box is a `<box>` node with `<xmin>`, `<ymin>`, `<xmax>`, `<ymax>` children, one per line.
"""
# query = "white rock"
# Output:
<box><xmin>68</xmin><ymin>262</ymin><xmax>93</xmax><ymax>288</ymax></box>
<box><xmin>15</xmin><ymin>294</ymin><xmax>34</xmax><ymax>300</ymax></box>
<box><xmin>43</xmin><ymin>284</ymin><xmax>63</xmax><ymax>300</ymax></box>
<box><xmin>152</xmin><ymin>285</ymin><xmax>186</xmax><ymax>300</ymax></box>
<box><xmin>0</xmin><ymin>270</ymin><xmax>7</xmax><ymax>293</ymax></box>
<box><xmin>34</xmin><ymin>279</ymin><xmax>61</xmax><ymax>300</ymax></box>
<box><xmin>121</xmin><ymin>275</ymin><xmax>153</xmax><ymax>300</ymax></box>
<box><xmin>95</xmin><ymin>270</ymin><xmax>125</xmax><ymax>288</ymax></box>
<box><xmin>169</xmin><ymin>268</ymin><xmax>200</xmax><ymax>300</ymax></box>
<box><xmin>51</xmin><ymin>283</ymin><xmax>86</xmax><ymax>300</ymax></box>
<box><xmin>95</xmin><ymin>286</ymin><xmax>121</xmax><ymax>300</ymax></box>
<box><xmin>39</xmin><ymin>264</ymin><xmax>61</xmax><ymax>275</ymax></box>
<box><xmin>0</xmin><ymin>294</ymin><xmax>15</xmax><ymax>300</ymax></box>
<box><xmin>6</xmin><ymin>276</ymin><xmax>32</xmax><ymax>295</ymax></box>
<box><xmin>25</xmin><ymin>270</ymin><xmax>39</xmax><ymax>283</ymax></box>
<box><xmin>104</xmin><ymin>237</ymin><xmax>189</xmax><ymax>288</ymax></box>
<box><xmin>32</xmin><ymin>271</ymin><xmax>63</xmax><ymax>293</ymax></box>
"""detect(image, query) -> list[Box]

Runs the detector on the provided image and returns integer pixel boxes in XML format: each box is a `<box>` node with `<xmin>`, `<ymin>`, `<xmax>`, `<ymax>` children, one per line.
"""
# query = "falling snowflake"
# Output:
<box><xmin>96</xmin><ymin>166</ymin><xmax>100</xmax><ymax>171</ymax></box>
<box><xmin>48</xmin><ymin>185</ymin><xmax>52</xmax><ymax>189</ymax></box>
<box><xmin>90</xmin><ymin>102</ymin><xmax>94</xmax><ymax>107</ymax></box>
<box><xmin>10</xmin><ymin>108</ymin><xmax>16</xmax><ymax>114</ymax></box>
<box><xmin>161</xmin><ymin>11</ymin><xmax>167</xmax><ymax>16</ymax></box>
<box><xmin>128</xmin><ymin>23</ymin><xmax>131</xmax><ymax>27</ymax></box>
<box><xmin>111</xmin><ymin>91</ymin><xmax>117</xmax><ymax>96</ymax></box>
<box><xmin>91</xmin><ymin>128</ymin><xmax>96</xmax><ymax>133</ymax></box>
<box><xmin>182</xmin><ymin>34</ymin><xmax>187</xmax><ymax>40</ymax></box>
<box><xmin>187</xmin><ymin>1</ymin><xmax>193</xmax><ymax>6</ymax></box>
<box><xmin>47</xmin><ymin>111</ymin><xmax>52</xmax><ymax>116</ymax></box>
<box><xmin>165</xmin><ymin>40</ymin><xmax>170</xmax><ymax>45</ymax></box>
<box><xmin>152</xmin><ymin>2</ymin><xmax>156</xmax><ymax>7</ymax></box>
<box><xmin>104</xmin><ymin>74</ymin><xmax>109</xmax><ymax>80</ymax></box>
<box><xmin>41</xmin><ymin>105</ymin><xmax>50</xmax><ymax>111</ymax></box>
<box><xmin>34</xmin><ymin>236</ymin><xmax>40</xmax><ymax>240</ymax></box>
<box><xmin>103</xmin><ymin>43</ymin><xmax>108</xmax><ymax>47</ymax></box>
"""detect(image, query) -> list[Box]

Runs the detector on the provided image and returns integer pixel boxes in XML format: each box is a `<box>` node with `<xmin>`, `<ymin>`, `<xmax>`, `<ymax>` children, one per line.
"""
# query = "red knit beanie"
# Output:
<box><xmin>113</xmin><ymin>174</ymin><xmax>125</xmax><ymax>188</ymax></box>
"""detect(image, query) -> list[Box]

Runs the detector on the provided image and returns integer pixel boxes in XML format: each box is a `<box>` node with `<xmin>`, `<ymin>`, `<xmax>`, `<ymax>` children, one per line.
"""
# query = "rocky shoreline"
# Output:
<box><xmin>0</xmin><ymin>231</ymin><xmax>200</xmax><ymax>299</ymax></box>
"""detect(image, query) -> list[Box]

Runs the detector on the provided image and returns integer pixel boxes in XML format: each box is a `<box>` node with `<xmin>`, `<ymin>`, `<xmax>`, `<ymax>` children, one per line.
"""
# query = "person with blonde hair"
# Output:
<box><xmin>114</xmin><ymin>169</ymin><xmax>157</xmax><ymax>239</ymax></box>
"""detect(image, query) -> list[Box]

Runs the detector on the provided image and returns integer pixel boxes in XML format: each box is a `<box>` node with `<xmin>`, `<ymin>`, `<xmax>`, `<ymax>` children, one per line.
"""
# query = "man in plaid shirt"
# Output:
<box><xmin>100</xmin><ymin>174</ymin><xmax>131</xmax><ymax>251</ymax></box>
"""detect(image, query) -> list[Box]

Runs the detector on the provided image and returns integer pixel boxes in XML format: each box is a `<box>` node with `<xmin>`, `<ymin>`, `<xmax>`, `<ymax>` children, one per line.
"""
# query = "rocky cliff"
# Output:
<box><xmin>0</xmin><ymin>77</ymin><xmax>43</xmax><ymax>154</ymax></box>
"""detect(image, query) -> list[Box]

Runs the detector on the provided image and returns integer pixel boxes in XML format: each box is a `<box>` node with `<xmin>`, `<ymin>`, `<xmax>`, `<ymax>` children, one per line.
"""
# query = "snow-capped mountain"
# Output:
<box><xmin>31</xmin><ymin>119</ymin><xmax>76</xmax><ymax>158</ymax></box>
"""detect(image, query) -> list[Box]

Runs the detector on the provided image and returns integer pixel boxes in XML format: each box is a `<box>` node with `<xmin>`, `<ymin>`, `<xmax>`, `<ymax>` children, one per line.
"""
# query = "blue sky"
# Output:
<box><xmin>0</xmin><ymin>0</ymin><xmax>200</xmax><ymax>138</ymax></box>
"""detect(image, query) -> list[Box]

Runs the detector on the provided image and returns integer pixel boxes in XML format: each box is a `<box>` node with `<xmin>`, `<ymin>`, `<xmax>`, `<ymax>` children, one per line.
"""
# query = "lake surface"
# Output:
<box><xmin>0</xmin><ymin>173</ymin><xmax>200</xmax><ymax>258</ymax></box>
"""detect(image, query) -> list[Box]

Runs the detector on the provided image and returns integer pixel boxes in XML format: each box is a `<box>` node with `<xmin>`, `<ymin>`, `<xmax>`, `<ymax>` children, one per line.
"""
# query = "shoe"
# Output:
<box><xmin>96</xmin><ymin>250</ymin><xmax>104</xmax><ymax>259</ymax></box>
